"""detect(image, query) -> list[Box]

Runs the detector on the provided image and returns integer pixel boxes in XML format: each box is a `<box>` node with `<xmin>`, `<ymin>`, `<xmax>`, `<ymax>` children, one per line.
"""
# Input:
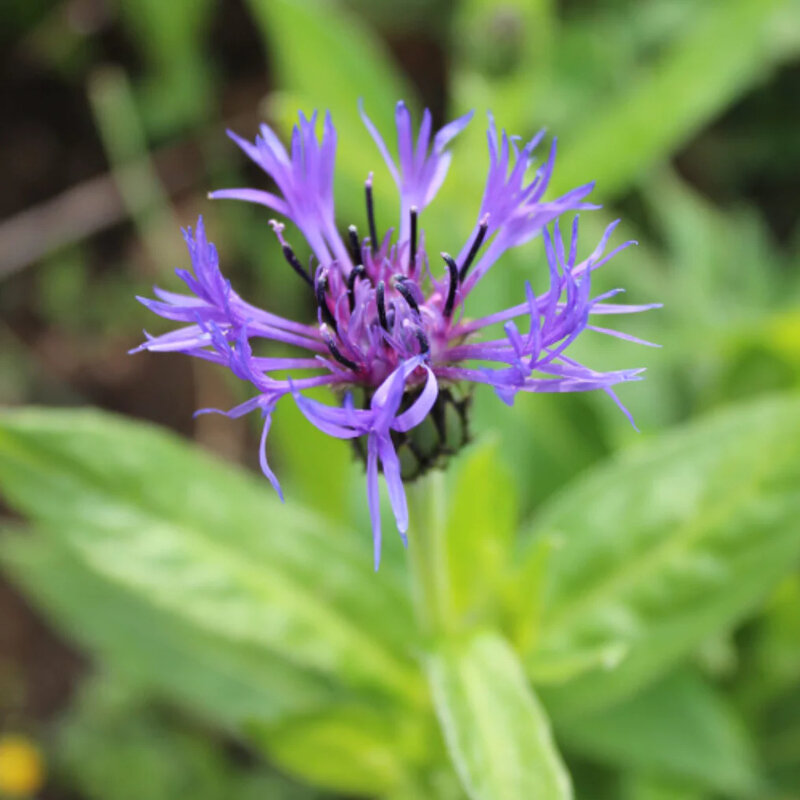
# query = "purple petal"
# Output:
<box><xmin>588</xmin><ymin>325</ymin><xmax>661</xmax><ymax>347</ymax></box>
<box><xmin>433</xmin><ymin>109</ymin><xmax>475</xmax><ymax>154</ymax></box>
<box><xmin>392</xmin><ymin>365</ymin><xmax>438</xmax><ymax>432</ymax></box>
<box><xmin>208</xmin><ymin>188</ymin><xmax>289</xmax><ymax>215</ymax></box>
<box><xmin>395</xmin><ymin>101</ymin><xmax>415</xmax><ymax>177</ymax></box>
<box><xmin>377</xmin><ymin>435</ymin><xmax>408</xmax><ymax>541</ymax></box>
<box><xmin>591</xmin><ymin>302</ymin><xmax>664</xmax><ymax>315</ymax></box>
<box><xmin>359</xmin><ymin>99</ymin><xmax>400</xmax><ymax>185</ymax></box>
<box><xmin>605</xmin><ymin>387</ymin><xmax>640</xmax><ymax>432</ymax></box>
<box><xmin>258</xmin><ymin>410</ymin><xmax>284</xmax><ymax>500</ymax></box>
<box><xmin>366</xmin><ymin>436</ymin><xmax>382</xmax><ymax>570</ymax></box>
<box><xmin>193</xmin><ymin>394</ymin><xmax>265</xmax><ymax>419</ymax></box>
<box><xmin>294</xmin><ymin>394</ymin><xmax>365</xmax><ymax>439</ymax></box>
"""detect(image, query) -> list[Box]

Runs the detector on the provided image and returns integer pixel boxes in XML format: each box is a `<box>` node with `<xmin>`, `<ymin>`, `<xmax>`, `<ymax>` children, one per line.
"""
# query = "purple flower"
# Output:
<box><xmin>135</xmin><ymin>102</ymin><xmax>659</xmax><ymax>568</ymax></box>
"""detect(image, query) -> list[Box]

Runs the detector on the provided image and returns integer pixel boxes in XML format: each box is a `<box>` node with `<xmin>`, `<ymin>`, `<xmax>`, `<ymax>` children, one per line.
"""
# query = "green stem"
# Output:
<box><xmin>407</xmin><ymin>470</ymin><xmax>451</xmax><ymax>636</ymax></box>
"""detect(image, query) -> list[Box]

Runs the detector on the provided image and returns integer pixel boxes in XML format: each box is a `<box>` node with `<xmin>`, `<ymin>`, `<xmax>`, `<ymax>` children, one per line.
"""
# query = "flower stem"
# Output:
<box><xmin>406</xmin><ymin>469</ymin><xmax>451</xmax><ymax>635</ymax></box>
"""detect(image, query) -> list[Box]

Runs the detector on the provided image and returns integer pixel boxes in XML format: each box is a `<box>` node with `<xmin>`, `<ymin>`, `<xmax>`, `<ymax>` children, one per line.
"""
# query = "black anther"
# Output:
<box><xmin>393</xmin><ymin>274</ymin><xmax>421</xmax><ymax>316</ymax></box>
<box><xmin>322</xmin><ymin>327</ymin><xmax>359</xmax><ymax>371</ymax></box>
<box><xmin>441</xmin><ymin>253</ymin><xmax>459</xmax><ymax>317</ymax></box>
<box><xmin>346</xmin><ymin>264</ymin><xmax>367</xmax><ymax>311</ymax></box>
<box><xmin>280</xmin><ymin>242</ymin><xmax>314</xmax><ymax>287</ymax></box>
<box><xmin>413</xmin><ymin>326</ymin><xmax>430</xmax><ymax>355</ymax></box>
<box><xmin>315</xmin><ymin>273</ymin><xmax>338</xmax><ymax>331</ymax></box>
<box><xmin>365</xmin><ymin>175</ymin><xmax>378</xmax><ymax>255</ymax></box>
<box><xmin>347</xmin><ymin>225</ymin><xmax>362</xmax><ymax>266</ymax></box>
<box><xmin>376</xmin><ymin>280</ymin><xmax>390</xmax><ymax>331</ymax></box>
<box><xmin>347</xmin><ymin>264</ymin><xmax>366</xmax><ymax>292</ymax></box>
<box><xmin>409</xmin><ymin>206</ymin><xmax>418</xmax><ymax>274</ymax></box>
<box><xmin>459</xmin><ymin>217</ymin><xmax>490</xmax><ymax>281</ymax></box>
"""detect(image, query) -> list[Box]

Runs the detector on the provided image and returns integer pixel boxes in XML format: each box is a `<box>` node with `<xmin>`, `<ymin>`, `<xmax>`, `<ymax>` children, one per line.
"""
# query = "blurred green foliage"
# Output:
<box><xmin>1</xmin><ymin>0</ymin><xmax>800</xmax><ymax>798</ymax></box>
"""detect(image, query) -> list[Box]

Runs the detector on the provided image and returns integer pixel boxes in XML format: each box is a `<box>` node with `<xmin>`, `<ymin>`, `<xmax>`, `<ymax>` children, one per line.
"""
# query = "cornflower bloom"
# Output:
<box><xmin>135</xmin><ymin>102</ymin><xmax>659</xmax><ymax>567</ymax></box>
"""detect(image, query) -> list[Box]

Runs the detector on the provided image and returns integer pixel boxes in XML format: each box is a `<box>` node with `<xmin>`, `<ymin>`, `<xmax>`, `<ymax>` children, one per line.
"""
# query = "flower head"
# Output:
<box><xmin>135</xmin><ymin>102</ymin><xmax>659</xmax><ymax>568</ymax></box>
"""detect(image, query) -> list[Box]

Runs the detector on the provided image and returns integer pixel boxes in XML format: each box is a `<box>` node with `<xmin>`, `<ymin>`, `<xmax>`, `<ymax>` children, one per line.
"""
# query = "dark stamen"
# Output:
<box><xmin>280</xmin><ymin>242</ymin><xmax>314</xmax><ymax>287</ymax></box>
<box><xmin>365</xmin><ymin>174</ymin><xmax>378</xmax><ymax>255</ymax></box>
<box><xmin>441</xmin><ymin>253</ymin><xmax>459</xmax><ymax>317</ymax></box>
<box><xmin>413</xmin><ymin>326</ymin><xmax>430</xmax><ymax>355</ymax></box>
<box><xmin>322</xmin><ymin>326</ymin><xmax>359</xmax><ymax>371</ymax></box>
<box><xmin>347</xmin><ymin>264</ymin><xmax>366</xmax><ymax>292</ymax></box>
<box><xmin>348</xmin><ymin>225</ymin><xmax>362</xmax><ymax>266</ymax></box>
<box><xmin>459</xmin><ymin>216</ymin><xmax>490</xmax><ymax>281</ymax></box>
<box><xmin>315</xmin><ymin>272</ymin><xmax>338</xmax><ymax>332</ymax></box>
<box><xmin>393</xmin><ymin>275</ymin><xmax>421</xmax><ymax>316</ymax></box>
<box><xmin>346</xmin><ymin>264</ymin><xmax>367</xmax><ymax>311</ymax></box>
<box><xmin>409</xmin><ymin>206</ymin><xmax>418</xmax><ymax>274</ymax></box>
<box><xmin>376</xmin><ymin>280</ymin><xmax>390</xmax><ymax>331</ymax></box>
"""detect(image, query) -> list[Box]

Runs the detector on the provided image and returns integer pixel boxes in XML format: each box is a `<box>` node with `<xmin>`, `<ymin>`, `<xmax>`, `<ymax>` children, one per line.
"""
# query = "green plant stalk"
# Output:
<box><xmin>406</xmin><ymin>470</ymin><xmax>452</xmax><ymax>636</ymax></box>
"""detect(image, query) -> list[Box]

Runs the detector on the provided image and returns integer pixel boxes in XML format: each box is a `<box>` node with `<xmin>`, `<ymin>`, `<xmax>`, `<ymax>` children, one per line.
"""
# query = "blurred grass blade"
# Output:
<box><xmin>552</xmin><ymin>0</ymin><xmax>794</xmax><ymax>197</ymax></box>
<box><xmin>88</xmin><ymin>66</ymin><xmax>183</xmax><ymax>266</ymax></box>
<box><xmin>451</xmin><ymin>0</ymin><xmax>555</xmax><ymax>132</ymax></box>
<box><xmin>427</xmin><ymin>631</ymin><xmax>572</xmax><ymax>800</ymax></box>
<box><xmin>244</xmin><ymin>0</ymin><xmax>416</xmax><ymax>223</ymax></box>
<box><xmin>245</xmin><ymin>0</ymin><xmax>413</xmax><ymax>121</ymax></box>
<box><xmin>516</xmin><ymin>391</ymin><xmax>800</xmax><ymax>716</ymax></box>
<box><xmin>117</xmin><ymin>0</ymin><xmax>216</xmax><ymax>135</ymax></box>
<box><xmin>0</xmin><ymin>408</ymin><xmax>421</xmax><ymax>706</ymax></box>
<box><xmin>556</xmin><ymin>669</ymin><xmax>761</xmax><ymax>796</ymax></box>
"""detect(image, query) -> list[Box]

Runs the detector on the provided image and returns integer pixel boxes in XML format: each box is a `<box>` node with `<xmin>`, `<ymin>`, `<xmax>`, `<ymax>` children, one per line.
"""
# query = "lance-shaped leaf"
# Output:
<box><xmin>427</xmin><ymin>631</ymin><xmax>572</xmax><ymax>800</ymax></box>
<box><xmin>247</xmin><ymin>702</ymin><xmax>431</xmax><ymax>797</ymax></box>
<box><xmin>0</xmin><ymin>408</ymin><xmax>421</xmax><ymax>706</ymax></box>
<box><xmin>552</xmin><ymin>0</ymin><xmax>795</xmax><ymax>197</ymax></box>
<box><xmin>0</xmin><ymin>530</ymin><xmax>337</xmax><ymax>727</ymax></box>
<box><xmin>556</xmin><ymin>669</ymin><xmax>761</xmax><ymax>796</ymax></box>
<box><xmin>515</xmin><ymin>391</ymin><xmax>800</xmax><ymax>717</ymax></box>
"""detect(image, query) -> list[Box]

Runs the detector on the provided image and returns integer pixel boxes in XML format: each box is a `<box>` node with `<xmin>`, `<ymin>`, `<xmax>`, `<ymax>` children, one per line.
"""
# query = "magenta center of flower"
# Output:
<box><xmin>277</xmin><ymin>195</ymin><xmax>489</xmax><ymax>391</ymax></box>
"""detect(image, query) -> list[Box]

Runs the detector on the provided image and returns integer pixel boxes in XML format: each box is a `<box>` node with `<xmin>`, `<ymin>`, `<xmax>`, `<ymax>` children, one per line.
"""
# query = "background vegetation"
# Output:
<box><xmin>1</xmin><ymin>0</ymin><xmax>799</xmax><ymax>798</ymax></box>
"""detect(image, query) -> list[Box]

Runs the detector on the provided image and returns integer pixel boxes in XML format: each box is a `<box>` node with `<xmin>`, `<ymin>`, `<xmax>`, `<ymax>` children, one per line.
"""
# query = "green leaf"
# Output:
<box><xmin>644</xmin><ymin>170</ymin><xmax>781</xmax><ymax>321</ymax></box>
<box><xmin>427</xmin><ymin>631</ymin><xmax>572</xmax><ymax>800</ymax></box>
<box><xmin>0</xmin><ymin>408</ymin><xmax>420</xmax><ymax>706</ymax></box>
<box><xmin>518</xmin><ymin>392</ymin><xmax>800</xmax><ymax>716</ymax></box>
<box><xmin>760</xmin><ymin>681</ymin><xmax>800</xmax><ymax>795</ymax></box>
<box><xmin>557</xmin><ymin>669</ymin><xmax>760</xmax><ymax>795</ymax></box>
<box><xmin>0</xmin><ymin>530</ymin><xmax>335</xmax><ymax>727</ymax></box>
<box><xmin>248</xmin><ymin>703</ymin><xmax>428</xmax><ymax>796</ymax></box>
<box><xmin>552</xmin><ymin>0</ymin><xmax>794</xmax><ymax>198</ymax></box>
<box><xmin>620</xmin><ymin>773</ymin><xmax>709</xmax><ymax>800</ymax></box>
<box><xmin>57</xmin><ymin>677</ymin><xmax>317</xmax><ymax>800</ymax></box>
<box><xmin>443</xmin><ymin>440</ymin><xmax>517</xmax><ymax>624</ymax></box>
<box><xmin>739</xmin><ymin>574</ymin><xmax>800</xmax><ymax>714</ymax></box>
<box><xmin>2</xmin><ymin>531</ymin><xmax>428</xmax><ymax>797</ymax></box>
